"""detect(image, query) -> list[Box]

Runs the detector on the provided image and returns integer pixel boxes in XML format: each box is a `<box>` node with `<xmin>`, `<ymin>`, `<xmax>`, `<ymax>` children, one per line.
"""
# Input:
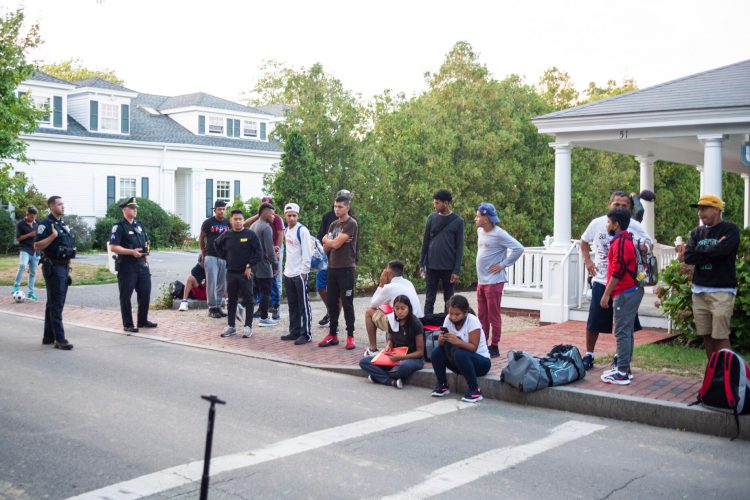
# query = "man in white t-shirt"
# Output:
<box><xmin>580</xmin><ymin>190</ymin><xmax>652</xmax><ymax>371</ymax></box>
<box><xmin>280</xmin><ymin>203</ymin><xmax>314</xmax><ymax>345</ymax></box>
<box><xmin>364</xmin><ymin>260</ymin><xmax>423</xmax><ymax>356</ymax></box>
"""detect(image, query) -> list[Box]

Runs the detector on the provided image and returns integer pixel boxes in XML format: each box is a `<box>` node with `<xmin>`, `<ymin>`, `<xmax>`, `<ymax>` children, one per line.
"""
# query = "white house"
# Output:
<box><xmin>12</xmin><ymin>71</ymin><xmax>284</xmax><ymax>234</ymax></box>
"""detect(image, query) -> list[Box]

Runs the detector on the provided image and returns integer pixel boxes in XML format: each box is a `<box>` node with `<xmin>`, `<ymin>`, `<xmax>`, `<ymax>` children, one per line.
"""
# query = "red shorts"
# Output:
<box><xmin>190</xmin><ymin>286</ymin><xmax>207</xmax><ymax>301</ymax></box>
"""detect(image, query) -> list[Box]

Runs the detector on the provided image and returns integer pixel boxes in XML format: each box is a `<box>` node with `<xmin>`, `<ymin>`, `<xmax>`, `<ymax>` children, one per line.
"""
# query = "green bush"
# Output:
<box><xmin>93</xmin><ymin>217</ymin><xmax>119</xmax><ymax>250</ymax></box>
<box><xmin>64</xmin><ymin>214</ymin><xmax>94</xmax><ymax>252</ymax></box>
<box><xmin>656</xmin><ymin>227</ymin><xmax>750</xmax><ymax>351</ymax></box>
<box><xmin>167</xmin><ymin>213</ymin><xmax>190</xmax><ymax>247</ymax></box>
<box><xmin>0</xmin><ymin>210</ymin><xmax>15</xmax><ymax>254</ymax></box>
<box><xmin>12</xmin><ymin>185</ymin><xmax>48</xmax><ymax>220</ymax></box>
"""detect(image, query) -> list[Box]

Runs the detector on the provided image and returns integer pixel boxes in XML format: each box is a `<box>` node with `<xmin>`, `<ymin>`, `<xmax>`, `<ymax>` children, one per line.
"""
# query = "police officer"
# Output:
<box><xmin>109</xmin><ymin>197</ymin><xmax>157</xmax><ymax>333</ymax></box>
<box><xmin>34</xmin><ymin>195</ymin><xmax>75</xmax><ymax>350</ymax></box>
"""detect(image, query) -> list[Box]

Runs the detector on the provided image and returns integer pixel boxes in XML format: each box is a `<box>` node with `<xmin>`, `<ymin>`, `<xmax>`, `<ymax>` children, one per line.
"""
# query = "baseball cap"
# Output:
<box><xmin>477</xmin><ymin>202</ymin><xmax>499</xmax><ymax>224</ymax></box>
<box><xmin>689</xmin><ymin>194</ymin><xmax>724</xmax><ymax>210</ymax></box>
<box><xmin>336</xmin><ymin>189</ymin><xmax>352</xmax><ymax>200</ymax></box>
<box><xmin>214</xmin><ymin>200</ymin><xmax>227</xmax><ymax>209</ymax></box>
<box><xmin>284</xmin><ymin>203</ymin><xmax>300</xmax><ymax>214</ymax></box>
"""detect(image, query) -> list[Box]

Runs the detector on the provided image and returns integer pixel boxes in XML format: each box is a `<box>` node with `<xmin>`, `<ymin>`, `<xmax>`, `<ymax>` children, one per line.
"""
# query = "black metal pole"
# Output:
<box><xmin>200</xmin><ymin>395</ymin><xmax>226</xmax><ymax>500</ymax></box>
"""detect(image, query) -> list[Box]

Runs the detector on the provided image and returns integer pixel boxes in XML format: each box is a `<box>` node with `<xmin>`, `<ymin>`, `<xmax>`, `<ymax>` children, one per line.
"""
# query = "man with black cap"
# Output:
<box><xmin>34</xmin><ymin>195</ymin><xmax>76</xmax><ymax>350</ymax></box>
<box><xmin>200</xmin><ymin>200</ymin><xmax>230</xmax><ymax>318</ymax></box>
<box><xmin>678</xmin><ymin>194</ymin><xmax>740</xmax><ymax>358</ymax></box>
<box><xmin>109</xmin><ymin>197</ymin><xmax>157</xmax><ymax>333</ymax></box>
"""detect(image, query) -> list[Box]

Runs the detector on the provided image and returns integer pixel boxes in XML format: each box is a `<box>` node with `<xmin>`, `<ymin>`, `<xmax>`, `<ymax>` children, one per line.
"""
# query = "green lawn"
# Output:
<box><xmin>0</xmin><ymin>255</ymin><xmax>117</xmax><ymax>287</ymax></box>
<box><xmin>597</xmin><ymin>342</ymin><xmax>709</xmax><ymax>379</ymax></box>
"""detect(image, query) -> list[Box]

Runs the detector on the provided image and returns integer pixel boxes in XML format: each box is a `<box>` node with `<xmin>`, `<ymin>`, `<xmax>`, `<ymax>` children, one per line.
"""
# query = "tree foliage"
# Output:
<box><xmin>0</xmin><ymin>8</ymin><xmax>42</xmax><ymax>206</ymax></box>
<box><xmin>40</xmin><ymin>57</ymin><xmax>124</xmax><ymax>85</ymax></box>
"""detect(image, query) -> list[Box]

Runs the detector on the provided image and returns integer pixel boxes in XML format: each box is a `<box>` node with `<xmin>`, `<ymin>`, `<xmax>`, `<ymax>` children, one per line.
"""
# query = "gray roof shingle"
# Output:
<box><xmin>536</xmin><ymin>59</ymin><xmax>750</xmax><ymax>120</ymax></box>
<box><xmin>30</xmin><ymin>70</ymin><xmax>73</xmax><ymax>86</ymax></box>
<box><xmin>158</xmin><ymin>92</ymin><xmax>265</xmax><ymax>114</ymax></box>
<box><xmin>73</xmin><ymin>77</ymin><xmax>136</xmax><ymax>93</ymax></box>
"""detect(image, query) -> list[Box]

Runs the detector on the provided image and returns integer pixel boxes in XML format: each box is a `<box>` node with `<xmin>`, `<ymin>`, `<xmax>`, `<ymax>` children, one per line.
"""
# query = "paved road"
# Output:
<box><xmin>2</xmin><ymin>251</ymin><xmax>200</xmax><ymax>309</ymax></box>
<box><xmin>1</xmin><ymin>312</ymin><xmax>749</xmax><ymax>500</ymax></box>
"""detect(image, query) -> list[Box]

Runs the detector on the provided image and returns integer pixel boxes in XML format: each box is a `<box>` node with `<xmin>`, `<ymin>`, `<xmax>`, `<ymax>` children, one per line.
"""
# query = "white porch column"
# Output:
<box><xmin>551</xmin><ymin>142</ymin><xmax>572</xmax><ymax>248</ymax></box>
<box><xmin>540</xmin><ymin>141</ymin><xmax>579</xmax><ymax>324</ymax></box>
<box><xmin>636</xmin><ymin>155</ymin><xmax>655</xmax><ymax>240</ymax></box>
<box><xmin>698</xmin><ymin>134</ymin><xmax>724</xmax><ymax>197</ymax></box>
<box><xmin>743</xmin><ymin>173</ymin><xmax>750</xmax><ymax>228</ymax></box>
<box><xmin>191</xmin><ymin>168</ymin><xmax>206</xmax><ymax>236</ymax></box>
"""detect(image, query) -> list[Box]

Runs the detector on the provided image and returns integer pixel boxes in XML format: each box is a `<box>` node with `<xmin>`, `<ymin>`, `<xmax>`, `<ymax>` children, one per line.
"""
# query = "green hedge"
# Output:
<box><xmin>0</xmin><ymin>210</ymin><xmax>15</xmax><ymax>254</ymax></box>
<box><xmin>93</xmin><ymin>198</ymin><xmax>189</xmax><ymax>249</ymax></box>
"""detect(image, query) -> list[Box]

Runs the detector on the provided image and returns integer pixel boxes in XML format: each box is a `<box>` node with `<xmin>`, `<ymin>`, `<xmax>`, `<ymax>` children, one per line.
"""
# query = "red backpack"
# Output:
<box><xmin>691</xmin><ymin>349</ymin><xmax>750</xmax><ymax>440</ymax></box>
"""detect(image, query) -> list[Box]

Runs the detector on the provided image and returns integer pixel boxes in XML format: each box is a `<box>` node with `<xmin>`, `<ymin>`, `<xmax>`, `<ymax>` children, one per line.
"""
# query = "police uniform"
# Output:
<box><xmin>110</xmin><ymin>197</ymin><xmax>155</xmax><ymax>331</ymax></box>
<box><xmin>36</xmin><ymin>212</ymin><xmax>76</xmax><ymax>349</ymax></box>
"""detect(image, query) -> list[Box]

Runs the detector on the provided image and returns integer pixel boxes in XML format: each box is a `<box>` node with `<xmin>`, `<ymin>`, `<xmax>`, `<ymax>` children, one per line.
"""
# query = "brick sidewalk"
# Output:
<box><xmin>0</xmin><ymin>295</ymin><xmax>699</xmax><ymax>406</ymax></box>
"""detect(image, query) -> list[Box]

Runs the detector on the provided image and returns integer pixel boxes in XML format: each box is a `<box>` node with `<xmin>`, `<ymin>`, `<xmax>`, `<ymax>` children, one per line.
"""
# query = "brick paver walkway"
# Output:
<box><xmin>0</xmin><ymin>295</ymin><xmax>700</xmax><ymax>405</ymax></box>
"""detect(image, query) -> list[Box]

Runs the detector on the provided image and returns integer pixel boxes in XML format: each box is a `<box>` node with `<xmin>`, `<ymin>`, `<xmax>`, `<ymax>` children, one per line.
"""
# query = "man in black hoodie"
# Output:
<box><xmin>679</xmin><ymin>194</ymin><xmax>740</xmax><ymax>358</ymax></box>
<box><xmin>214</xmin><ymin>209</ymin><xmax>263</xmax><ymax>339</ymax></box>
<box><xmin>420</xmin><ymin>189</ymin><xmax>465</xmax><ymax>315</ymax></box>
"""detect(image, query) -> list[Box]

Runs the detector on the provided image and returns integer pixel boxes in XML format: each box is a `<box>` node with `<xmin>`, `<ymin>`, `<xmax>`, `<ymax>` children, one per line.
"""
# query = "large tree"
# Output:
<box><xmin>40</xmin><ymin>57</ymin><xmax>124</xmax><ymax>85</ymax></box>
<box><xmin>0</xmin><ymin>8</ymin><xmax>42</xmax><ymax>206</ymax></box>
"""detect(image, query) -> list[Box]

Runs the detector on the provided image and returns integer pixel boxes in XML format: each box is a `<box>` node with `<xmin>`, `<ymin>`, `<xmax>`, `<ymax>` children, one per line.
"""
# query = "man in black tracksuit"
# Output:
<box><xmin>420</xmin><ymin>189</ymin><xmax>465</xmax><ymax>315</ymax></box>
<box><xmin>214</xmin><ymin>209</ymin><xmax>263</xmax><ymax>339</ymax></box>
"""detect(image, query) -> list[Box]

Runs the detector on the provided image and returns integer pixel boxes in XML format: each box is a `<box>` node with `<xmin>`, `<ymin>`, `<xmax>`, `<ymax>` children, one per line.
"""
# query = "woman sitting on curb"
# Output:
<box><xmin>430</xmin><ymin>294</ymin><xmax>491</xmax><ymax>403</ymax></box>
<box><xmin>359</xmin><ymin>295</ymin><xmax>424</xmax><ymax>389</ymax></box>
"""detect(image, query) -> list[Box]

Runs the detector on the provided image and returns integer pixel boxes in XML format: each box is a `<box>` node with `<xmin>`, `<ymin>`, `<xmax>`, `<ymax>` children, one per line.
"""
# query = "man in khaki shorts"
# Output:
<box><xmin>363</xmin><ymin>260</ymin><xmax>423</xmax><ymax>356</ymax></box>
<box><xmin>678</xmin><ymin>194</ymin><xmax>740</xmax><ymax>358</ymax></box>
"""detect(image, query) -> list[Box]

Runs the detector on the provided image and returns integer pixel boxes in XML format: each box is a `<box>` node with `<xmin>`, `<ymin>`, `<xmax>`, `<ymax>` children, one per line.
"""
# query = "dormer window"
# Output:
<box><xmin>243</xmin><ymin>120</ymin><xmax>258</xmax><ymax>138</ymax></box>
<box><xmin>100</xmin><ymin>103</ymin><xmax>119</xmax><ymax>132</ymax></box>
<box><xmin>208</xmin><ymin>116</ymin><xmax>224</xmax><ymax>135</ymax></box>
<box><xmin>33</xmin><ymin>95</ymin><xmax>51</xmax><ymax>124</ymax></box>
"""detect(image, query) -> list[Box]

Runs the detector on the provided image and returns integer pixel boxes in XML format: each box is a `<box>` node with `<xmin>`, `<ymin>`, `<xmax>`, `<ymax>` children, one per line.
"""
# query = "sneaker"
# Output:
<box><xmin>318</xmin><ymin>334</ymin><xmax>339</xmax><ymax>347</ymax></box>
<box><xmin>345</xmin><ymin>336</ymin><xmax>356</xmax><ymax>350</ymax></box>
<box><xmin>610</xmin><ymin>354</ymin><xmax>619</xmax><ymax>372</ymax></box>
<box><xmin>27</xmin><ymin>291</ymin><xmax>38</xmax><ymax>301</ymax></box>
<box><xmin>318</xmin><ymin>314</ymin><xmax>330</xmax><ymax>327</ymax></box>
<box><xmin>220</xmin><ymin>326</ymin><xmax>236</xmax><ymax>337</ymax></box>
<box><xmin>208</xmin><ymin>308</ymin><xmax>222</xmax><ymax>319</ymax></box>
<box><xmin>54</xmin><ymin>340</ymin><xmax>74</xmax><ymax>350</ymax></box>
<box><xmin>258</xmin><ymin>318</ymin><xmax>278</xmax><ymax>327</ymax></box>
<box><xmin>462</xmin><ymin>388</ymin><xmax>483</xmax><ymax>403</ymax></box>
<box><xmin>488</xmin><ymin>345</ymin><xmax>500</xmax><ymax>358</ymax></box>
<box><xmin>601</xmin><ymin>370</ymin><xmax>631</xmax><ymax>385</ymax></box>
<box><xmin>11</xmin><ymin>285</ymin><xmax>19</xmax><ymax>293</ymax></box>
<box><xmin>364</xmin><ymin>347</ymin><xmax>378</xmax><ymax>357</ymax></box>
<box><xmin>368</xmin><ymin>375</ymin><xmax>375</xmax><ymax>384</ymax></box>
<box><xmin>391</xmin><ymin>378</ymin><xmax>403</xmax><ymax>390</ymax></box>
<box><xmin>582</xmin><ymin>353</ymin><xmax>594</xmax><ymax>371</ymax></box>
<box><xmin>294</xmin><ymin>335</ymin><xmax>311</xmax><ymax>345</ymax></box>
<box><xmin>178</xmin><ymin>300</ymin><xmax>189</xmax><ymax>311</ymax></box>
<box><xmin>242</xmin><ymin>326</ymin><xmax>253</xmax><ymax>338</ymax></box>
<box><xmin>280</xmin><ymin>333</ymin><xmax>299</xmax><ymax>341</ymax></box>
<box><xmin>431</xmin><ymin>384</ymin><xmax>450</xmax><ymax>397</ymax></box>
<box><xmin>272</xmin><ymin>307</ymin><xmax>281</xmax><ymax>320</ymax></box>
<box><xmin>603</xmin><ymin>367</ymin><xmax>634</xmax><ymax>380</ymax></box>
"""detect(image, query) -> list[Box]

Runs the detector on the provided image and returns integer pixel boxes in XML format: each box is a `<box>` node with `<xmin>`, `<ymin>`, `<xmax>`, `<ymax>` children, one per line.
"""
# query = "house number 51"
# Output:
<box><xmin>619</xmin><ymin>130</ymin><xmax>629</xmax><ymax>139</ymax></box>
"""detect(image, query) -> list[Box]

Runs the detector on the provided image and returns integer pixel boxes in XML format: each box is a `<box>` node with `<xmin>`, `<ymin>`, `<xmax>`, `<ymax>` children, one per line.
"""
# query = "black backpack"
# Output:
<box><xmin>169</xmin><ymin>280</ymin><xmax>185</xmax><ymax>300</ymax></box>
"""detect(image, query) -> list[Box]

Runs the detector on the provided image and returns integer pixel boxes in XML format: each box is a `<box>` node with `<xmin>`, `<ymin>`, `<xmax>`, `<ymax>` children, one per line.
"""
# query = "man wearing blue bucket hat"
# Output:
<box><xmin>474</xmin><ymin>202</ymin><xmax>524</xmax><ymax>358</ymax></box>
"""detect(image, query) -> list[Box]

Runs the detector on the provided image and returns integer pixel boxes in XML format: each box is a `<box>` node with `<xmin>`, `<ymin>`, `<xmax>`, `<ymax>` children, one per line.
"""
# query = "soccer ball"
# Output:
<box><xmin>12</xmin><ymin>290</ymin><xmax>26</xmax><ymax>303</ymax></box>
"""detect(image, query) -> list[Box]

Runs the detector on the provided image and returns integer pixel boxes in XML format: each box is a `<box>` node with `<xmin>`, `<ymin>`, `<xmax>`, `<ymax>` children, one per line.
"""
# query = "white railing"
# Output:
<box><xmin>505</xmin><ymin>246</ymin><xmax>545</xmax><ymax>296</ymax></box>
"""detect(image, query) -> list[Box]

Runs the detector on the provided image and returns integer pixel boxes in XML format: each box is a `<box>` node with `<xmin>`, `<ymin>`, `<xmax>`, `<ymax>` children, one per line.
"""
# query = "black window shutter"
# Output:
<box><xmin>107</xmin><ymin>176</ymin><xmax>115</xmax><ymax>207</ymax></box>
<box><xmin>90</xmin><ymin>100</ymin><xmax>99</xmax><ymax>131</ymax></box>
<box><xmin>141</xmin><ymin>177</ymin><xmax>149</xmax><ymax>199</ymax></box>
<box><xmin>226</xmin><ymin>118</ymin><xmax>233</xmax><ymax>137</ymax></box>
<box><xmin>260</xmin><ymin>122</ymin><xmax>267</xmax><ymax>140</ymax></box>
<box><xmin>206</xmin><ymin>179</ymin><xmax>214</xmax><ymax>217</ymax></box>
<box><xmin>234</xmin><ymin>180</ymin><xmax>240</xmax><ymax>201</ymax></box>
<box><xmin>198</xmin><ymin>115</ymin><xmax>205</xmax><ymax>134</ymax></box>
<box><xmin>234</xmin><ymin>119</ymin><xmax>240</xmax><ymax>137</ymax></box>
<box><xmin>121</xmin><ymin>104</ymin><xmax>130</xmax><ymax>133</ymax></box>
<box><xmin>53</xmin><ymin>96</ymin><xmax>63</xmax><ymax>127</ymax></box>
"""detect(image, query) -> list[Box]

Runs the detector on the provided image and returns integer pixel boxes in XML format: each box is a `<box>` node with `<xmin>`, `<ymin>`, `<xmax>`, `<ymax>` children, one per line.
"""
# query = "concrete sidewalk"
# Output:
<box><xmin>2</xmin><ymin>293</ymin><xmax>746</xmax><ymax>440</ymax></box>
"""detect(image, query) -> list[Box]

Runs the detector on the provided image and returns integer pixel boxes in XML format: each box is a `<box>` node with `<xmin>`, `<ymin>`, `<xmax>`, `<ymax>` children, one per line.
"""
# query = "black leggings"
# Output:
<box><xmin>326</xmin><ymin>267</ymin><xmax>355</xmax><ymax>336</ymax></box>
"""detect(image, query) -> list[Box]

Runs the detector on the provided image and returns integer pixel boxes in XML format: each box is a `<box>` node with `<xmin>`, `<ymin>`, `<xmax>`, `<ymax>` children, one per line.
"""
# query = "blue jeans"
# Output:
<box><xmin>431</xmin><ymin>344</ymin><xmax>491</xmax><ymax>392</ymax></box>
<box><xmin>270</xmin><ymin>245</ymin><xmax>283</xmax><ymax>308</ymax></box>
<box><xmin>14</xmin><ymin>251</ymin><xmax>39</xmax><ymax>292</ymax></box>
<box><xmin>359</xmin><ymin>356</ymin><xmax>424</xmax><ymax>384</ymax></box>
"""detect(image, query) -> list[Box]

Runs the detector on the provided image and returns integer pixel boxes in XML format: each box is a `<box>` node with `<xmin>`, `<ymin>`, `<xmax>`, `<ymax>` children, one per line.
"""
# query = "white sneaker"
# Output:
<box><xmin>364</xmin><ymin>347</ymin><xmax>378</xmax><ymax>357</ymax></box>
<box><xmin>178</xmin><ymin>300</ymin><xmax>189</xmax><ymax>311</ymax></box>
<box><xmin>220</xmin><ymin>326</ymin><xmax>236</xmax><ymax>337</ymax></box>
<box><xmin>242</xmin><ymin>326</ymin><xmax>253</xmax><ymax>338</ymax></box>
<box><xmin>258</xmin><ymin>318</ymin><xmax>278</xmax><ymax>327</ymax></box>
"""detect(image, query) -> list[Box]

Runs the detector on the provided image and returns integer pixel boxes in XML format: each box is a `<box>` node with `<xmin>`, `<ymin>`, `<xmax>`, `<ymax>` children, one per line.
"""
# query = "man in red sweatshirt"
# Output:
<box><xmin>599</xmin><ymin>207</ymin><xmax>643</xmax><ymax>385</ymax></box>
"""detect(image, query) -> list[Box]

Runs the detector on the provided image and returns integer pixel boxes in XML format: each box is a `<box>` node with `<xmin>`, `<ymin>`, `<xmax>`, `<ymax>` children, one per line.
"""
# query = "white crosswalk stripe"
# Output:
<box><xmin>381</xmin><ymin>420</ymin><xmax>607</xmax><ymax>499</ymax></box>
<box><xmin>67</xmin><ymin>400</ymin><xmax>476</xmax><ymax>500</ymax></box>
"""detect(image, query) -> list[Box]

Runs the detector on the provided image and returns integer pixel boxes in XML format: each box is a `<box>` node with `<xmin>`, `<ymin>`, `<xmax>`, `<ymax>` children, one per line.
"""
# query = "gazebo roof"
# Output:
<box><xmin>533</xmin><ymin>60</ymin><xmax>750</xmax><ymax>173</ymax></box>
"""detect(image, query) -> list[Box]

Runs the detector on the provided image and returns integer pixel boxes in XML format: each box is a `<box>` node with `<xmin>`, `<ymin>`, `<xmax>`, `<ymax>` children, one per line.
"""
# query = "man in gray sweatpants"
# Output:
<box><xmin>200</xmin><ymin>200</ymin><xmax>230</xmax><ymax>318</ymax></box>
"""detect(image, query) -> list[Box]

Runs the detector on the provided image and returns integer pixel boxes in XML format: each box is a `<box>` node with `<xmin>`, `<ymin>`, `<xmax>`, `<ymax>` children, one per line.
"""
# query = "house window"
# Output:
<box><xmin>215</xmin><ymin>180</ymin><xmax>230</xmax><ymax>203</ymax></box>
<box><xmin>243</xmin><ymin>120</ymin><xmax>258</xmax><ymax>138</ymax></box>
<box><xmin>208</xmin><ymin>116</ymin><xmax>224</xmax><ymax>135</ymax></box>
<box><xmin>33</xmin><ymin>95</ymin><xmax>51</xmax><ymax>124</ymax></box>
<box><xmin>101</xmin><ymin>103</ymin><xmax>119</xmax><ymax>132</ymax></box>
<box><xmin>120</xmin><ymin>177</ymin><xmax>136</xmax><ymax>199</ymax></box>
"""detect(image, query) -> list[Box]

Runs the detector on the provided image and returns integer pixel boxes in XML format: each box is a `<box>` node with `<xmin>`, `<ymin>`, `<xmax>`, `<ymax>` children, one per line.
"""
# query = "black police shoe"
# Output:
<box><xmin>54</xmin><ymin>340</ymin><xmax>74</xmax><ymax>350</ymax></box>
<box><xmin>124</xmin><ymin>326</ymin><xmax>139</xmax><ymax>334</ymax></box>
<box><xmin>138</xmin><ymin>321</ymin><xmax>158</xmax><ymax>328</ymax></box>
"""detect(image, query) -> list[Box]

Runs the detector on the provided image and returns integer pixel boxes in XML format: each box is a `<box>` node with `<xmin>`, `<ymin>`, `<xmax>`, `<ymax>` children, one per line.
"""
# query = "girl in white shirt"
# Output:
<box><xmin>430</xmin><ymin>294</ymin><xmax>491</xmax><ymax>403</ymax></box>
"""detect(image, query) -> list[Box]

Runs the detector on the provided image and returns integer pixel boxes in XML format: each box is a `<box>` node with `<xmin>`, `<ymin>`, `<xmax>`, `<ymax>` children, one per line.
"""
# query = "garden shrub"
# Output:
<box><xmin>63</xmin><ymin>214</ymin><xmax>94</xmax><ymax>252</ymax></box>
<box><xmin>657</xmin><ymin>227</ymin><xmax>750</xmax><ymax>351</ymax></box>
<box><xmin>0</xmin><ymin>209</ymin><xmax>15</xmax><ymax>254</ymax></box>
<box><xmin>104</xmin><ymin>198</ymin><xmax>172</xmax><ymax>248</ymax></box>
<box><xmin>168</xmin><ymin>213</ymin><xmax>190</xmax><ymax>247</ymax></box>
<box><xmin>93</xmin><ymin>217</ymin><xmax>119</xmax><ymax>250</ymax></box>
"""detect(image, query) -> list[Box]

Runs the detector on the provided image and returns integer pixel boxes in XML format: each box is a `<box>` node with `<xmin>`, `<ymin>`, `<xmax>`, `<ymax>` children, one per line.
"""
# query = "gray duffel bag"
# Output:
<box><xmin>501</xmin><ymin>344</ymin><xmax>586</xmax><ymax>393</ymax></box>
